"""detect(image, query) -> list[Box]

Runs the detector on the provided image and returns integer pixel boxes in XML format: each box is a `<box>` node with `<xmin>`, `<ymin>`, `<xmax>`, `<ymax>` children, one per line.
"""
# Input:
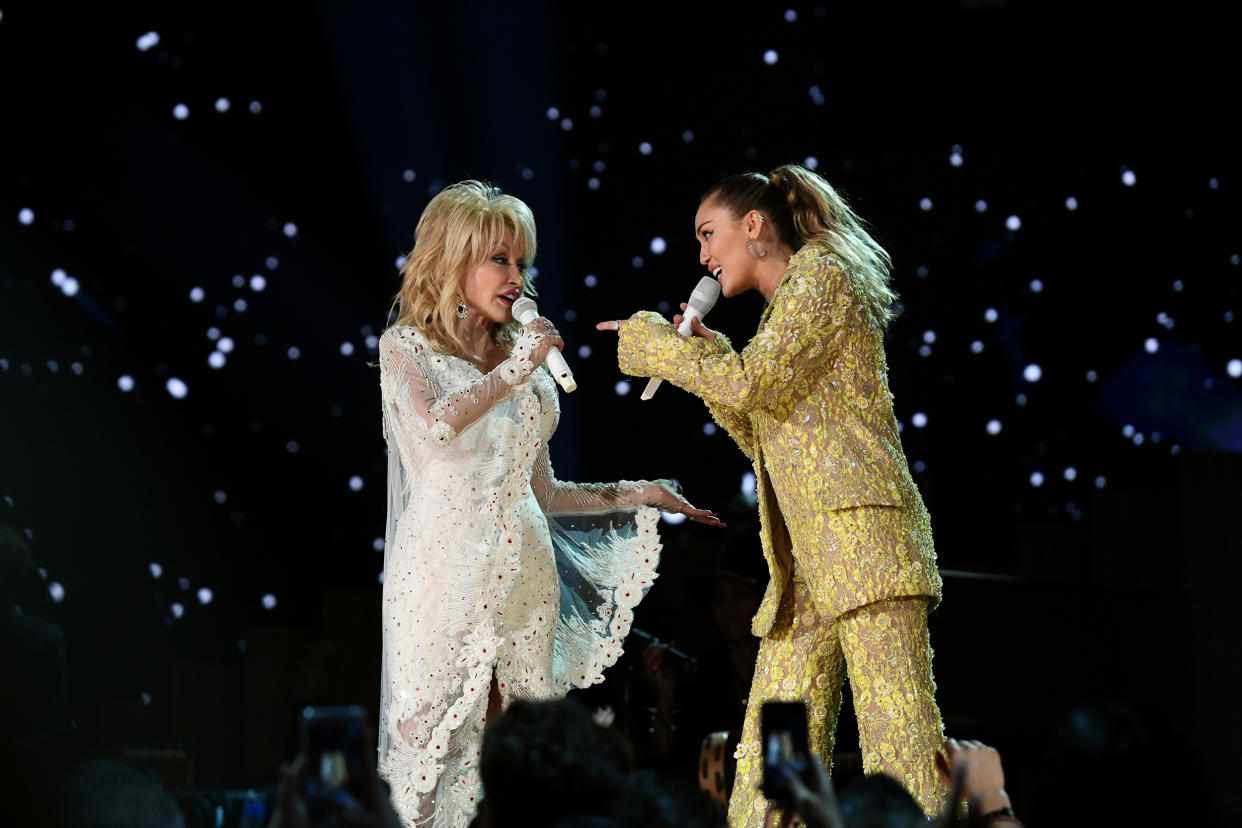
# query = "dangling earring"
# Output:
<box><xmin>456</xmin><ymin>295</ymin><xmax>469</xmax><ymax>319</ymax></box>
<box><xmin>748</xmin><ymin>239</ymin><xmax>769</xmax><ymax>259</ymax></box>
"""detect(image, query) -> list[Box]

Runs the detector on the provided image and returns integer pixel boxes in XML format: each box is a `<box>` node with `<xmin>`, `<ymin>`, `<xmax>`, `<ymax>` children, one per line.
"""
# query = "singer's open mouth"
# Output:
<box><xmin>498</xmin><ymin>290</ymin><xmax>519</xmax><ymax>306</ymax></box>
<box><xmin>713</xmin><ymin>266</ymin><xmax>723</xmax><ymax>279</ymax></box>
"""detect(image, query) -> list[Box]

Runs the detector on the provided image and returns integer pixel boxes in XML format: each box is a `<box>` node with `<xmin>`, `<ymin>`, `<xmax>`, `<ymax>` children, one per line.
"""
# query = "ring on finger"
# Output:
<box><xmin>613</xmin><ymin>320</ymin><xmax>620</xmax><ymax>331</ymax></box>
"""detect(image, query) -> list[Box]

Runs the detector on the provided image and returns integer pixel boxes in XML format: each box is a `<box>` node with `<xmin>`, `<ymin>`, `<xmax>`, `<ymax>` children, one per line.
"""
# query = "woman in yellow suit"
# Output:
<box><xmin>598</xmin><ymin>164</ymin><xmax>946</xmax><ymax>823</ymax></box>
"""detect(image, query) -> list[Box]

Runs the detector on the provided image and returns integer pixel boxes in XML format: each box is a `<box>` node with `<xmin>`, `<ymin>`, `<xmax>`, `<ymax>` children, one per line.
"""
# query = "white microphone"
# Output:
<box><xmin>641</xmin><ymin>275</ymin><xmax>722</xmax><ymax>401</ymax></box>
<box><xmin>511</xmin><ymin>296</ymin><xmax>577</xmax><ymax>393</ymax></box>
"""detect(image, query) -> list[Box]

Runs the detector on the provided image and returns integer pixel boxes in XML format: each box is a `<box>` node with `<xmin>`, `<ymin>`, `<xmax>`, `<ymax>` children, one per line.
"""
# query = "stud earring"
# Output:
<box><xmin>456</xmin><ymin>295</ymin><xmax>469</xmax><ymax>318</ymax></box>
<box><xmin>747</xmin><ymin>239</ymin><xmax>769</xmax><ymax>259</ymax></box>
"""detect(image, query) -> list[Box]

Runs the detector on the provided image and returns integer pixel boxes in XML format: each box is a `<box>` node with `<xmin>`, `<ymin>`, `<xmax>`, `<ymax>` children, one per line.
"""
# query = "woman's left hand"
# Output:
<box><xmin>646</xmin><ymin>479</ymin><xmax>726</xmax><ymax>528</ymax></box>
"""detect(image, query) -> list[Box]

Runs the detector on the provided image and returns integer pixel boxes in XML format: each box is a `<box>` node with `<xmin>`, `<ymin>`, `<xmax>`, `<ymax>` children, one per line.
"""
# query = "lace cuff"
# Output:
<box><xmin>499</xmin><ymin>327</ymin><xmax>541</xmax><ymax>385</ymax></box>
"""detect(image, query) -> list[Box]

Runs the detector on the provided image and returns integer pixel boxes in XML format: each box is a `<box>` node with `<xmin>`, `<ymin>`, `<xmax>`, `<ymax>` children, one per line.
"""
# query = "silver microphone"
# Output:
<box><xmin>510</xmin><ymin>296</ymin><xmax>577</xmax><ymax>392</ymax></box>
<box><xmin>641</xmin><ymin>275</ymin><xmax>722</xmax><ymax>400</ymax></box>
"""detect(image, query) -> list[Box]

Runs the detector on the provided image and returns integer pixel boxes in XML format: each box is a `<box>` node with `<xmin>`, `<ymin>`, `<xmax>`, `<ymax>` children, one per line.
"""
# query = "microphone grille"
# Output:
<box><xmin>510</xmin><ymin>296</ymin><xmax>537</xmax><ymax>320</ymax></box>
<box><xmin>690</xmin><ymin>276</ymin><xmax>722</xmax><ymax>309</ymax></box>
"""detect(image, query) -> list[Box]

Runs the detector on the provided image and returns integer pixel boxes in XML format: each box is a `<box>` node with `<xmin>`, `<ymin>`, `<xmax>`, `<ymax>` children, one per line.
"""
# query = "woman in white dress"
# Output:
<box><xmin>377</xmin><ymin>181</ymin><xmax>722</xmax><ymax>828</ymax></box>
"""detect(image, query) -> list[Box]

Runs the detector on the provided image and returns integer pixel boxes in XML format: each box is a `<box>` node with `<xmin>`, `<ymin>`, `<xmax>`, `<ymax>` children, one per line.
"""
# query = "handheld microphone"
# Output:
<box><xmin>511</xmin><ymin>296</ymin><xmax>577</xmax><ymax>393</ymax></box>
<box><xmin>640</xmin><ymin>275</ymin><xmax>722</xmax><ymax>401</ymax></box>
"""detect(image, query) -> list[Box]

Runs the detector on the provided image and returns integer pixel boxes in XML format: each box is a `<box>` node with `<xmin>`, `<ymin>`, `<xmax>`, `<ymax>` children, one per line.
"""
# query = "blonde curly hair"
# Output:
<box><xmin>389</xmin><ymin>180</ymin><xmax>538</xmax><ymax>359</ymax></box>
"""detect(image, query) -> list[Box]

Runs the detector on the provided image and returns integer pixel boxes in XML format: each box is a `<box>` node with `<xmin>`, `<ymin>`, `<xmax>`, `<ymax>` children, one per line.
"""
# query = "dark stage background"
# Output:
<box><xmin>2</xmin><ymin>0</ymin><xmax>1239</xmax><ymax>821</ymax></box>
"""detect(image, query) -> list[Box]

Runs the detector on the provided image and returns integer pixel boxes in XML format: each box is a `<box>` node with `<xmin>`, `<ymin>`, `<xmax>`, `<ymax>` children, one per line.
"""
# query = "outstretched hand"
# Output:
<box><xmin>646</xmin><ymin>479</ymin><xmax>726</xmax><ymax>528</ymax></box>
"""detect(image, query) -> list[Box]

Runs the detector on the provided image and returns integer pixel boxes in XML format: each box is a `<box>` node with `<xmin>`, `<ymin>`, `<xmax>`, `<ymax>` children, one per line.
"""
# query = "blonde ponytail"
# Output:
<box><xmin>706</xmin><ymin>164</ymin><xmax>897</xmax><ymax>330</ymax></box>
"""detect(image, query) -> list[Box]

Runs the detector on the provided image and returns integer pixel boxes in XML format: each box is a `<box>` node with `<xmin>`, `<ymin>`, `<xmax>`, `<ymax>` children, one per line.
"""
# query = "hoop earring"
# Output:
<box><xmin>456</xmin><ymin>295</ymin><xmax>469</xmax><ymax>319</ymax></box>
<box><xmin>747</xmin><ymin>239</ymin><xmax>769</xmax><ymax>259</ymax></box>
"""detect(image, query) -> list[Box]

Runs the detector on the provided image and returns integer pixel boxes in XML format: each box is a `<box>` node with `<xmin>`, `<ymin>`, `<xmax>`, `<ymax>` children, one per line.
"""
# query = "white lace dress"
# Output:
<box><xmin>377</xmin><ymin>325</ymin><xmax>663</xmax><ymax>828</ymax></box>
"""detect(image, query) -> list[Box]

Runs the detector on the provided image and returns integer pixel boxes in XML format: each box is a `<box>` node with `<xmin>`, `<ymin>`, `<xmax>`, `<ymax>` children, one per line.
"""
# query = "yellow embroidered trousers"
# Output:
<box><xmin>728</xmin><ymin>584</ymin><xmax>945</xmax><ymax>825</ymax></box>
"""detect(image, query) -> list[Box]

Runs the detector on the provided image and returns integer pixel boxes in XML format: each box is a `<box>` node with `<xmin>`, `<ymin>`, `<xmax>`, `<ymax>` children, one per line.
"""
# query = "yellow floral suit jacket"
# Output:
<box><xmin>619</xmin><ymin>244</ymin><xmax>941</xmax><ymax>636</ymax></box>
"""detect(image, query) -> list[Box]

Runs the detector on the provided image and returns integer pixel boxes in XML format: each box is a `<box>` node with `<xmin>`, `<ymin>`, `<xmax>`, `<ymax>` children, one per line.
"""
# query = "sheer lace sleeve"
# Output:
<box><xmin>529</xmin><ymin>445</ymin><xmax>651</xmax><ymax>517</ymax></box>
<box><xmin>617</xmin><ymin>249</ymin><xmax>846</xmax><ymax>415</ymax></box>
<box><xmin>379</xmin><ymin>326</ymin><xmax>543</xmax><ymax>446</ymax></box>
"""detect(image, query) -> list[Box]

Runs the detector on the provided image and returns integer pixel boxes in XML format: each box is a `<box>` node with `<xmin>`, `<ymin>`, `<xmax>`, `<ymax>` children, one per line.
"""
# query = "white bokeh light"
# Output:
<box><xmin>911</xmin><ymin>412</ymin><xmax>928</xmax><ymax>428</ymax></box>
<box><xmin>638</xmin><ymin>141</ymin><xmax>653</xmax><ymax>155</ymax></box>
<box><xmin>215</xmin><ymin>97</ymin><xmax>230</xmax><ymax>113</ymax></box>
<box><xmin>918</xmin><ymin>345</ymin><xmax>932</xmax><ymax>358</ymax></box>
<box><xmin>1122</xmin><ymin>424</ymin><xmax>1135</xmax><ymax>438</ymax></box>
<box><xmin>763</xmin><ymin>49</ymin><xmax>779</xmax><ymax>65</ymax></box>
<box><xmin>1030</xmin><ymin>471</ymin><xmax>1045</xmax><ymax>487</ymax></box>
<box><xmin>741</xmin><ymin>472</ymin><xmax>757</xmax><ymax>496</ymax></box>
<box><xmin>166</xmin><ymin>378</ymin><xmax>188</xmax><ymax>399</ymax></box>
<box><xmin>614</xmin><ymin>380</ymin><xmax>631</xmax><ymax>396</ymax></box>
<box><xmin>250</xmin><ymin>275</ymin><xmax>267</xmax><ymax>291</ymax></box>
<box><xmin>1121</xmin><ymin>169</ymin><xmax>1137</xmax><ymax>186</ymax></box>
<box><xmin>784</xmin><ymin>9</ymin><xmax>797</xmax><ymax>22</ymax></box>
<box><xmin>136</xmin><ymin>32</ymin><xmax>160</xmax><ymax>51</ymax></box>
<box><xmin>173</xmin><ymin>103</ymin><xmax>189</xmax><ymax>120</ymax></box>
<box><xmin>919</xmin><ymin>197</ymin><xmax>933</xmax><ymax>212</ymax></box>
<box><xmin>213</xmin><ymin>490</ymin><xmax>227</xmax><ymax>504</ymax></box>
<box><xmin>949</xmin><ymin>151</ymin><xmax>963</xmax><ymax>168</ymax></box>
<box><xmin>118</xmin><ymin>375</ymin><xmax>135</xmax><ymax>392</ymax></box>
<box><xmin>922</xmin><ymin>330</ymin><xmax>936</xmax><ymax>344</ymax></box>
<box><xmin>584</xmin><ymin>274</ymin><xmax>598</xmax><ymax>288</ymax></box>
<box><xmin>1065</xmin><ymin>196</ymin><xmax>1079</xmax><ymax>210</ymax></box>
<box><xmin>1086</xmin><ymin>370</ymin><xmax>1098</xmax><ymax>382</ymax></box>
<box><xmin>1023</xmin><ymin>364</ymin><xmax>1042</xmax><ymax>382</ymax></box>
<box><xmin>51</xmin><ymin>268</ymin><xmax>67</xmax><ymax>286</ymax></box>
<box><xmin>349</xmin><ymin>475</ymin><xmax>364</xmax><ymax>492</ymax></box>
<box><xmin>1095</xmin><ymin>476</ymin><xmax>1107</xmax><ymax>489</ymax></box>
<box><xmin>984</xmin><ymin>308</ymin><xmax>998</xmax><ymax>323</ymax></box>
<box><xmin>1144</xmin><ymin>337</ymin><xmax>1159</xmax><ymax>354</ymax></box>
<box><xmin>702</xmin><ymin>422</ymin><xmax>717</xmax><ymax>436</ymax></box>
<box><xmin>149</xmin><ymin>562</ymin><xmax>163</xmax><ymax>579</ymax></box>
<box><xmin>218</xmin><ymin>337</ymin><xmax>235</xmax><ymax>354</ymax></box>
<box><xmin>373</xmin><ymin>537</ymin><xmax>385</xmax><ymax>552</ymax></box>
<box><xmin>249</xmin><ymin>100</ymin><xmax>263</xmax><ymax>114</ymax></box>
<box><xmin>986</xmin><ymin>419</ymin><xmax>1002</xmax><ymax>436</ymax></box>
<box><xmin>1006</xmin><ymin>215</ymin><xmax>1022</xmax><ymax>231</ymax></box>
<box><xmin>49</xmin><ymin>582</ymin><xmax>65</xmax><ymax>603</ymax></box>
<box><xmin>171</xmin><ymin>602</ymin><xmax>185</xmax><ymax>619</ymax></box>
<box><xmin>560</xmin><ymin>118</ymin><xmax>573</xmax><ymax>131</ymax></box>
<box><xmin>208</xmin><ymin>351</ymin><xmax>226</xmax><ymax>369</ymax></box>
<box><xmin>577</xmin><ymin>344</ymin><xmax>592</xmax><ymax>358</ymax></box>
<box><xmin>190</xmin><ymin>286</ymin><xmax>205</xmax><ymax>303</ymax></box>
<box><xmin>18</xmin><ymin>207</ymin><xmax>34</xmax><ymax>225</ymax></box>
<box><xmin>650</xmin><ymin>237</ymin><xmax>667</xmax><ymax>254</ymax></box>
<box><xmin>970</xmin><ymin>340</ymin><xmax>984</xmax><ymax>354</ymax></box>
<box><xmin>287</xmin><ymin>346</ymin><xmax>301</xmax><ymax>360</ymax></box>
<box><xmin>1063</xmin><ymin>467</ymin><xmax>1078</xmax><ymax>481</ymax></box>
<box><xmin>1226</xmin><ymin>359</ymin><xmax>1242</xmax><ymax>378</ymax></box>
<box><xmin>974</xmin><ymin>199</ymin><xmax>988</xmax><ymax>213</ymax></box>
<box><xmin>197</xmin><ymin>587</ymin><xmax>213</xmax><ymax>605</ymax></box>
<box><xmin>282</xmin><ymin>222</ymin><xmax>298</xmax><ymax>238</ymax></box>
<box><xmin>1029</xmin><ymin>279</ymin><xmax>1043</xmax><ymax>293</ymax></box>
<box><xmin>546</xmin><ymin>107</ymin><xmax>559</xmax><ymax>120</ymax></box>
<box><xmin>340</xmin><ymin>342</ymin><xmax>355</xmax><ymax>356</ymax></box>
<box><xmin>262</xmin><ymin>594</ymin><xmax>277</xmax><ymax>610</ymax></box>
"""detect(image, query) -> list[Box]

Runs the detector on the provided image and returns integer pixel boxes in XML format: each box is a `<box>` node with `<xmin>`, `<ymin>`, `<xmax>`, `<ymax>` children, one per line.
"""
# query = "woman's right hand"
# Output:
<box><xmin>672</xmin><ymin>303</ymin><xmax>718</xmax><ymax>341</ymax></box>
<box><xmin>517</xmin><ymin>316</ymin><xmax>566</xmax><ymax>367</ymax></box>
